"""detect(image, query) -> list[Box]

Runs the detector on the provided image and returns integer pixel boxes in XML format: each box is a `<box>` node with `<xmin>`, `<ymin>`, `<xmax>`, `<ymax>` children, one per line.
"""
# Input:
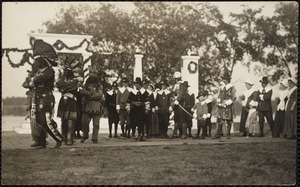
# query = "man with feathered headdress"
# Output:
<box><xmin>29</xmin><ymin>39</ymin><xmax>64</xmax><ymax>149</ymax></box>
<box><xmin>56</xmin><ymin>56</ymin><xmax>82</xmax><ymax>146</ymax></box>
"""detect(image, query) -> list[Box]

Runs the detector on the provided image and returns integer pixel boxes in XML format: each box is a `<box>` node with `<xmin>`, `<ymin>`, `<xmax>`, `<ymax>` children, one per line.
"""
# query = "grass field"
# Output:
<box><xmin>2</xmin><ymin>140</ymin><xmax>296</xmax><ymax>185</ymax></box>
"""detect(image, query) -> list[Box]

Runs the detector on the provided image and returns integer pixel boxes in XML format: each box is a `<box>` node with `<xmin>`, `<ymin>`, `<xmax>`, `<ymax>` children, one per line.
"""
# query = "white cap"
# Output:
<box><xmin>288</xmin><ymin>77</ymin><xmax>297</xmax><ymax>85</ymax></box>
<box><xmin>245</xmin><ymin>78</ymin><xmax>254</xmax><ymax>85</ymax></box>
<box><xmin>279</xmin><ymin>79</ymin><xmax>288</xmax><ymax>87</ymax></box>
<box><xmin>174</xmin><ymin>71</ymin><xmax>182</xmax><ymax>79</ymax></box>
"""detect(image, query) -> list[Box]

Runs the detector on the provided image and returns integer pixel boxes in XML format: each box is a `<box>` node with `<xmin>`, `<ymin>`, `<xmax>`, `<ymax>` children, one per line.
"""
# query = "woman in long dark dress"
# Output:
<box><xmin>283</xmin><ymin>77</ymin><xmax>297</xmax><ymax>139</ymax></box>
<box><xmin>273</xmin><ymin>79</ymin><xmax>288</xmax><ymax>137</ymax></box>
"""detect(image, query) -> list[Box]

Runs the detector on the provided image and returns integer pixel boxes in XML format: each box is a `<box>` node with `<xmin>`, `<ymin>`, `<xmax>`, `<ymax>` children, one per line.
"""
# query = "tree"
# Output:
<box><xmin>231</xmin><ymin>2</ymin><xmax>298</xmax><ymax>83</ymax></box>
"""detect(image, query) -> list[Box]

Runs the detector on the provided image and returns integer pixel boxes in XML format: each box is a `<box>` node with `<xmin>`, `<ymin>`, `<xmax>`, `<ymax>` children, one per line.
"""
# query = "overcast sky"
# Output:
<box><xmin>2</xmin><ymin>2</ymin><xmax>279</xmax><ymax>98</ymax></box>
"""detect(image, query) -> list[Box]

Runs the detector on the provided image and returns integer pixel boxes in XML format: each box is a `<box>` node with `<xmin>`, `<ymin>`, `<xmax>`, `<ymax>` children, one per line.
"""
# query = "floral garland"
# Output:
<box><xmin>52</xmin><ymin>38</ymin><xmax>92</xmax><ymax>52</ymax></box>
<box><xmin>3</xmin><ymin>37</ymin><xmax>93</xmax><ymax>68</ymax></box>
<box><xmin>188</xmin><ymin>61</ymin><xmax>198</xmax><ymax>74</ymax></box>
<box><xmin>2</xmin><ymin>48</ymin><xmax>33</xmax><ymax>68</ymax></box>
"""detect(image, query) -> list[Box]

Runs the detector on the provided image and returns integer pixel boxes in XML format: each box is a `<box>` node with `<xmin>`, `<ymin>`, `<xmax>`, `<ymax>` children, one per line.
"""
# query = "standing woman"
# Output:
<box><xmin>274</xmin><ymin>79</ymin><xmax>288</xmax><ymax>138</ymax></box>
<box><xmin>239</xmin><ymin>78</ymin><xmax>256</xmax><ymax>136</ymax></box>
<box><xmin>283</xmin><ymin>77</ymin><xmax>297</xmax><ymax>140</ymax></box>
<box><xmin>56</xmin><ymin>57</ymin><xmax>81</xmax><ymax>146</ymax></box>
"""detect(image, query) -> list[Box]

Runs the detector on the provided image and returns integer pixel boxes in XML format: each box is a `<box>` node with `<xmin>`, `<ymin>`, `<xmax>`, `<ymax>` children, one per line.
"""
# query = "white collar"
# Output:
<box><xmin>259</xmin><ymin>86</ymin><xmax>271</xmax><ymax>93</ymax></box>
<box><xmin>107</xmin><ymin>90</ymin><xmax>114</xmax><ymax>95</ymax></box>
<box><xmin>131</xmin><ymin>88</ymin><xmax>145</xmax><ymax>95</ymax></box>
<box><xmin>147</xmin><ymin>89</ymin><xmax>153</xmax><ymax>95</ymax></box>
<box><xmin>158</xmin><ymin>89</ymin><xmax>171</xmax><ymax>95</ymax></box>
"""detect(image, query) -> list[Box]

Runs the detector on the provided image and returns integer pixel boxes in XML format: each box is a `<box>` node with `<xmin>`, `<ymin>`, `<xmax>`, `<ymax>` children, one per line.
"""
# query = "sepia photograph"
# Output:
<box><xmin>1</xmin><ymin>1</ymin><xmax>298</xmax><ymax>185</ymax></box>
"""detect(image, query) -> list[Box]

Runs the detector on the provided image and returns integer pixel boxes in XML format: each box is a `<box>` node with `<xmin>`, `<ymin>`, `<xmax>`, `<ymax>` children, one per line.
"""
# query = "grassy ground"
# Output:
<box><xmin>2</xmin><ymin>141</ymin><xmax>296</xmax><ymax>185</ymax></box>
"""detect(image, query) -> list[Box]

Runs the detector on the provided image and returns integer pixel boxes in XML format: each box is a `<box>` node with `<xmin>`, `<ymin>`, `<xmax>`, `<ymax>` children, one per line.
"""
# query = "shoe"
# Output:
<box><xmin>193</xmin><ymin>135</ymin><xmax>199</xmax><ymax>139</ymax></box>
<box><xmin>226</xmin><ymin>136</ymin><xmax>231</xmax><ymax>139</ymax></box>
<box><xmin>241</xmin><ymin>132</ymin><xmax>247</xmax><ymax>137</ymax></box>
<box><xmin>54</xmin><ymin>141</ymin><xmax>62</xmax><ymax>148</ymax></box>
<box><xmin>257</xmin><ymin>134</ymin><xmax>265</xmax><ymax>137</ymax></box>
<box><xmin>80</xmin><ymin>138</ymin><xmax>87</xmax><ymax>143</ymax></box>
<box><xmin>109</xmin><ymin>134</ymin><xmax>112</xmax><ymax>138</ymax></box>
<box><xmin>66</xmin><ymin>141</ymin><xmax>73</xmax><ymax>146</ymax></box>
<box><xmin>30</xmin><ymin>142</ymin><xmax>39</xmax><ymax>147</ymax></box>
<box><xmin>34</xmin><ymin>145</ymin><xmax>46</xmax><ymax>149</ymax></box>
<box><xmin>181</xmin><ymin>135</ymin><xmax>187</xmax><ymax>139</ymax></box>
<box><xmin>199</xmin><ymin>136</ymin><xmax>205</xmax><ymax>139</ymax></box>
<box><xmin>92</xmin><ymin>140</ymin><xmax>98</xmax><ymax>144</ymax></box>
<box><xmin>212</xmin><ymin>135</ymin><xmax>221</xmax><ymax>139</ymax></box>
<box><xmin>114</xmin><ymin>134</ymin><xmax>118</xmax><ymax>138</ymax></box>
<box><xmin>188</xmin><ymin>134</ymin><xmax>193</xmax><ymax>138</ymax></box>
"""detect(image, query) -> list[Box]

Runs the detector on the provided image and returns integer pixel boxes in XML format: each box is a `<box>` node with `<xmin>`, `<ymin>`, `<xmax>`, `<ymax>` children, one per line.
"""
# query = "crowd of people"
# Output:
<box><xmin>23</xmin><ymin>39</ymin><xmax>297</xmax><ymax>149</ymax></box>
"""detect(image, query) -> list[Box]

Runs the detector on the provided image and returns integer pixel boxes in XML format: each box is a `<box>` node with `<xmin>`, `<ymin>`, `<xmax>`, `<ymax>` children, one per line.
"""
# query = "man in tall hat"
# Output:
<box><xmin>171</xmin><ymin>71</ymin><xmax>183</xmax><ymax>138</ymax></box>
<box><xmin>155</xmin><ymin>79</ymin><xmax>173</xmax><ymax>138</ymax></box>
<box><xmin>56</xmin><ymin>56</ymin><xmax>82</xmax><ymax>145</ymax></box>
<box><xmin>213</xmin><ymin>71</ymin><xmax>236</xmax><ymax>139</ymax></box>
<box><xmin>257</xmin><ymin>76</ymin><xmax>274</xmax><ymax>137</ymax></box>
<box><xmin>173</xmin><ymin>81</ymin><xmax>193</xmax><ymax>139</ymax></box>
<box><xmin>143</xmin><ymin>79</ymin><xmax>152</xmax><ymax>138</ymax></box>
<box><xmin>80</xmin><ymin>74</ymin><xmax>104</xmax><ymax>144</ymax></box>
<box><xmin>105</xmin><ymin>81</ymin><xmax>119</xmax><ymax>138</ymax></box>
<box><xmin>185</xmin><ymin>82</ymin><xmax>196</xmax><ymax>138</ymax></box>
<box><xmin>116</xmin><ymin>77</ymin><xmax>132</xmax><ymax>138</ymax></box>
<box><xmin>127</xmin><ymin>77</ymin><xmax>149</xmax><ymax>141</ymax></box>
<box><xmin>29</xmin><ymin>39</ymin><xmax>63</xmax><ymax>149</ymax></box>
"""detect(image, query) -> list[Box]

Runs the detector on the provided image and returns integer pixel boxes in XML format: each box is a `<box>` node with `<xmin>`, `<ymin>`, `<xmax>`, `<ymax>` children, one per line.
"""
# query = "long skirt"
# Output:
<box><xmin>245</xmin><ymin>110</ymin><xmax>259</xmax><ymax>134</ymax></box>
<box><xmin>274</xmin><ymin>110</ymin><xmax>285</xmax><ymax>135</ymax></box>
<box><xmin>151</xmin><ymin>112</ymin><xmax>160</xmax><ymax>136</ymax></box>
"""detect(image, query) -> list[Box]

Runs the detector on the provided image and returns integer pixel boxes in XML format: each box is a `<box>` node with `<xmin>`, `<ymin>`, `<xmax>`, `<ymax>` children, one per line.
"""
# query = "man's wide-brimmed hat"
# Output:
<box><xmin>181</xmin><ymin>81</ymin><xmax>190</xmax><ymax>87</ymax></box>
<box><xmin>86</xmin><ymin>74</ymin><xmax>99</xmax><ymax>86</ymax></box>
<box><xmin>134</xmin><ymin>77</ymin><xmax>143</xmax><ymax>85</ymax></box>
<box><xmin>32</xmin><ymin>39</ymin><xmax>58</xmax><ymax>67</ymax></box>
<box><xmin>259</xmin><ymin>76</ymin><xmax>269</xmax><ymax>84</ymax></box>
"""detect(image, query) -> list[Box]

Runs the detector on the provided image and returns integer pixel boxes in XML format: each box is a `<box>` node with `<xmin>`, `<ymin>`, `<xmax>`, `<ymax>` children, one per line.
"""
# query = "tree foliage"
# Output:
<box><xmin>42</xmin><ymin>2</ymin><xmax>298</xmax><ymax>90</ymax></box>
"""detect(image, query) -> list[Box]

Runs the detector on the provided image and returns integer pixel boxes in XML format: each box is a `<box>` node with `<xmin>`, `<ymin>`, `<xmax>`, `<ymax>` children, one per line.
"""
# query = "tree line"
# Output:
<box><xmin>43</xmin><ymin>2</ymin><xmax>298</xmax><ymax>91</ymax></box>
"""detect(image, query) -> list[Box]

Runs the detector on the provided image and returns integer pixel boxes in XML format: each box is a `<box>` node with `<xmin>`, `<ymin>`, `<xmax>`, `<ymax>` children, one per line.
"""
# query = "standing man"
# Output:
<box><xmin>56</xmin><ymin>56</ymin><xmax>81</xmax><ymax>146</ymax></box>
<box><xmin>155</xmin><ymin>79</ymin><xmax>173</xmax><ymax>138</ymax></box>
<box><xmin>80</xmin><ymin>75</ymin><xmax>104</xmax><ymax>144</ymax></box>
<box><xmin>174</xmin><ymin>81</ymin><xmax>192</xmax><ymax>139</ymax></box>
<box><xmin>30</xmin><ymin>39</ymin><xmax>63</xmax><ymax>149</ymax></box>
<box><xmin>116</xmin><ymin>77</ymin><xmax>132</xmax><ymax>138</ymax></box>
<box><xmin>186</xmin><ymin>86</ymin><xmax>195</xmax><ymax>138</ymax></box>
<box><xmin>105</xmin><ymin>81</ymin><xmax>119</xmax><ymax>138</ymax></box>
<box><xmin>239</xmin><ymin>78</ymin><xmax>256</xmax><ymax>136</ymax></box>
<box><xmin>127</xmin><ymin>77</ymin><xmax>149</xmax><ymax>141</ymax></box>
<box><xmin>257</xmin><ymin>76</ymin><xmax>274</xmax><ymax>137</ymax></box>
<box><xmin>172</xmin><ymin>71</ymin><xmax>183</xmax><ymax>138</ymax></box>
<box><xmin>213</xmin><ymin>72</ymin><xmax>236</xmax><ymax>139</ymax></box>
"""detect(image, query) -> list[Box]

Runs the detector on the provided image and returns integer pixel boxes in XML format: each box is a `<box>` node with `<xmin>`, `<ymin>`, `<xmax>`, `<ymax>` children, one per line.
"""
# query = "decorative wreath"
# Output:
<box><xmin>188</xmin><ymin>61</ymin><xmax>198</xmax><ymax>74</ymax></box>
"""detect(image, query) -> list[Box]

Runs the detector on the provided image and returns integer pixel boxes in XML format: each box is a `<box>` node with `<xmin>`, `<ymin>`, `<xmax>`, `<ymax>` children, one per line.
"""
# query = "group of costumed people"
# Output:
<box><xmin>23</xmin><ymin>39</ymin><xmax>297</xmax><ymax>149</ymax></box>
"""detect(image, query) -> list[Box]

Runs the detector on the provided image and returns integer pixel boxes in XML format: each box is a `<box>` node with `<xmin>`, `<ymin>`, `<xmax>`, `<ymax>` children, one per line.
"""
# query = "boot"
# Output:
<box><xmin>213</xmin><ymin>123</ymin><xmax>222</xmax><ymax>139</ymax></box>
<box><xmin>200</xmin><ymin>125</ymin><xmax>207</xmax><ymax>139</ymax></box>
<box><xmin>208</xmin><ymin>125</ymin><xmax>212</xmax><ymax>137</ymax></box>
<box><xmin>181</xmin><ymin>122</ymin><xmax>187</xmax><ymax>139</ymax></box>
<box><xmin>193</xmin><ymin>127</ymin><xmax>200</xmax><ymax>139</ymax></box>
<box><xmin>188</xmin><ymin>128</ymin><xmax>192</xmax><ymax>137</ymax></box>
<box><xmin>67</xmin><ymin>120</ymin><xmax>75</xmax><ymax>145</ymax></box>
<box><xmin>226</xmin><ymin>122</ymin><xmax>231</xmax><ymax>139</ymax></box>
